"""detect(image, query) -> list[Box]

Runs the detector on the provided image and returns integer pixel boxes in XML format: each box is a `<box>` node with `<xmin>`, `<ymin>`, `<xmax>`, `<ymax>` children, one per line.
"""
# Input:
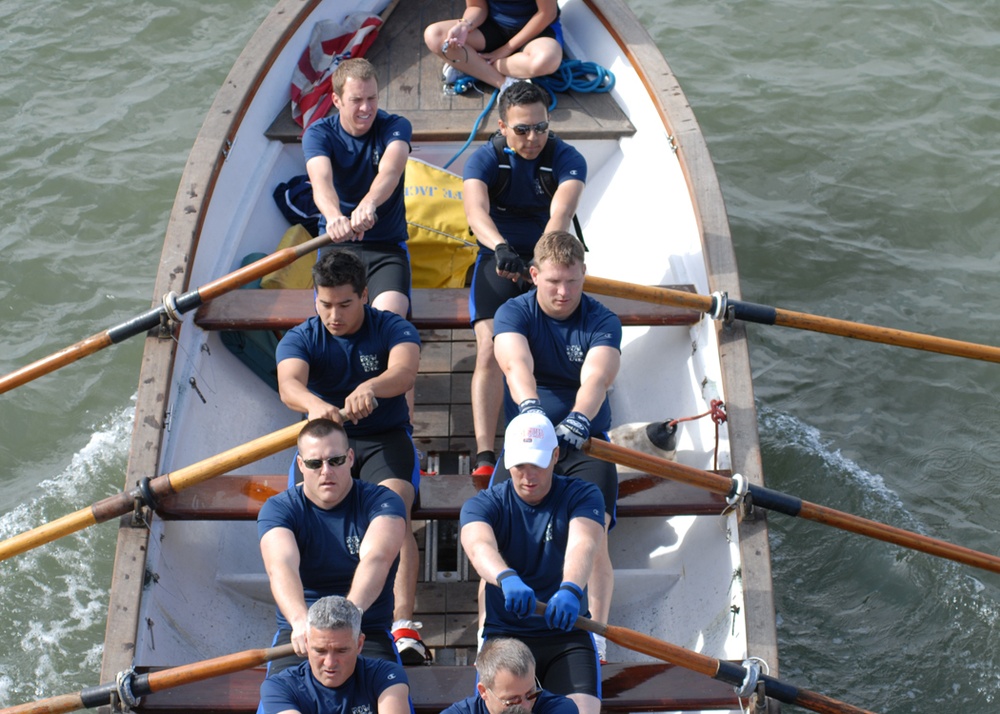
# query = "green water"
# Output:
<box><xmin>2</xmin><ymin>0</ymin><xmax>999</xmax><ymax>709</ymax></box>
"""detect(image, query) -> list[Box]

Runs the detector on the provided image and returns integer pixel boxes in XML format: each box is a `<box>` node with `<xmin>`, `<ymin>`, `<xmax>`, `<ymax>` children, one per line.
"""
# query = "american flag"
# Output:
<box><xmin>291</xmin><ymin>13</ymin><xmax>383</xmax><ymax>129</ymax></box>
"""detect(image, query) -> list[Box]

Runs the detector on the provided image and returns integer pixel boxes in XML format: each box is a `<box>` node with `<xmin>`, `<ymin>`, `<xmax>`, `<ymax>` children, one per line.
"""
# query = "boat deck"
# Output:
<box><xmin>265</xmin><ymin>0</ymin><xmax>636</xmax><ymax>142</ymax></box>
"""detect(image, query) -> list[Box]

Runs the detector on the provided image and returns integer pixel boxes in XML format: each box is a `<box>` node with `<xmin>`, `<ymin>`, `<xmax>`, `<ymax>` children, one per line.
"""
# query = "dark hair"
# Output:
<box><xmin>298</xmin><ymin>418</ymin><xmax>349</xmax><ymax>448</ymax></box>
<box><xmin>312</xmin><ymin>249</ymin><xmax>367</xmax><ymax>296</ymax></box>
<box><xmin>499</xmin><ymin>81</ymin><xmax>550</xmax><ymax>122</ymax></box>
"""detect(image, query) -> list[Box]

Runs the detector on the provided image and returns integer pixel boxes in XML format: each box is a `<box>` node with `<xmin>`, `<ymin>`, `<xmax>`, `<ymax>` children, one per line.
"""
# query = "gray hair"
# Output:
<box><xmin>476</xmin><ymin>637</ymin><xmax>535</xmax><ymax>688</ymax></box>
<box><xmin>307</xmin><ymin>595</ymin><xmax>362</xmax><ymax>638</ymax></box>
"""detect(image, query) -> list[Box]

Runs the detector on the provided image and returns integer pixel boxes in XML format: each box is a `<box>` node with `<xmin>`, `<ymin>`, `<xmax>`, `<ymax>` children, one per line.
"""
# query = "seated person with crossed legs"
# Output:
<box><xmin>424</xmin><ymin>0</ymin><xmax>564</xmax><ymax>93</ymax></box>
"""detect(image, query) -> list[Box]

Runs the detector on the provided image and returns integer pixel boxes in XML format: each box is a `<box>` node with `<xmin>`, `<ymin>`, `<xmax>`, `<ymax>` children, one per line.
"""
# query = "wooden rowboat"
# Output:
<box><xmin>97</xmin><ymin>0</ymin><xmax>779</xmax><ymax>711</ymax></box>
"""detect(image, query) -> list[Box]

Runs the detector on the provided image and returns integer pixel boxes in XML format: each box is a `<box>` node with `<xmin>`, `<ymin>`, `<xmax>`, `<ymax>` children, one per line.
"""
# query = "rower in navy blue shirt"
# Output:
<box><xmin>276</xmin><ymin>252</ymin><xmax>427</xmax><ymax>664</ymax></box>
<box><xmin>303</xmin><ymin>57</ymin><xmax>412</xmax><ymax>319</ymax></box>
<box><xmin>458</xmin><ymin>81</ymin><xmax>587</xmax><ymax>479</ymax></box>
<box><xmin>492</xmin><ymin>230</ymin><xmax>621</xmax><ymax>663</ymax></box>
<box><xmin>259</xmin><ymin>596</ymin><xmax>412</xmax><ymax>714</ymax></box>
<box><xmin>440</xmin><ymin>637</ymin><xmax>577</xmax><ymax>714</ymax></box>
<box><xmin>461</xmin><ymin>413</ymin><xmax>605</xmax><ymax>714</ymax></box>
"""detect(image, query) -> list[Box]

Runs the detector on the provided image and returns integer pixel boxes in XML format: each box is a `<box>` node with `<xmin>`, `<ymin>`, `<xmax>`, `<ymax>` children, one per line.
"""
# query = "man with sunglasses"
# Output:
<box><xmin>463</xmin><ymin>80</ymin><xmax>587</xmax><ymax>479</ymax></box>
<box><xmin>274</xmin><ymin>248</ymin><xmax>428</xmax><ymax>664</ymax></box>
<box><xmin>441</xmin><ymin>638</ymin><xmax>576</xmax><ymax>714</ymax></box>
<box><xmin>461</xmin><ymin>413</ymin><xmax>605</xmax><ymax>714</ymax></box>
<box><xmin>258</xmin><ymin>419</ymin><xmax>408</xmax><ymax>678</ymax></box>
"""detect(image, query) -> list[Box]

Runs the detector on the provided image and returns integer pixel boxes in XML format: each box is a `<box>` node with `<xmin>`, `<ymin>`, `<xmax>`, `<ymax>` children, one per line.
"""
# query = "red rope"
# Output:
<box><xmin>668</xmin><ymin>400</ymin><xmax>727</xmax><ymax>470</ymax></box>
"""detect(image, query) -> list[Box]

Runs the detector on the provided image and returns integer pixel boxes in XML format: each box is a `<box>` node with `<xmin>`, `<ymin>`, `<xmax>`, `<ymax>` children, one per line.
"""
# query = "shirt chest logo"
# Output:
<box><xmin>353</xmin><ymin>705</ymin><xmax>373</xmax><ymax>714</ymax></box>
<box><xmin>346</xmin><ymin>534</ymin><xmax>361</xmax><ymax>556</ymax></box>
<box><xmin>359</xmin><ymin>353</ymin><xmax>380</xmax><ymax>372</ymax></box>
<box><xmin>565</xmin><ymin>344</ymin><xmax>584</xmax><ymax>363</ymax></box>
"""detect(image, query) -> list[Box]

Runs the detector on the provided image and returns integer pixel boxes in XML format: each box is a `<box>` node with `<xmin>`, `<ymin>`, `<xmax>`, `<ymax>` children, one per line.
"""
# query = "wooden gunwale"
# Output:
<box><xmin>580</xmin><ymin>0</ymin><xmax>780</xmax><ymax>679</ymax></box>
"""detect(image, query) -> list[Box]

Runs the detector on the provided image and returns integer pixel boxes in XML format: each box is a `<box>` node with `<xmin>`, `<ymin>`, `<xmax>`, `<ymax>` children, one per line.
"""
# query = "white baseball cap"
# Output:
<box><xmin>503</xmin><ymin>412</ymin><xmax>558</xmax><ymax>468</ymax></box>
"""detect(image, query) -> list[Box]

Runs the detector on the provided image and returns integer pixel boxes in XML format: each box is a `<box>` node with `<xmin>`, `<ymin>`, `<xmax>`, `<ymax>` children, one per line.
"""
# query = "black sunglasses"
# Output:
<box><xmin>300</xmin><ymin>454</ymin><xmax>349</xmax><ymax>470</ymax></box>
<box><xmin>511</xmin><ymin>121</ymin><xmax>550</xmax><ymax>136</ymax></box>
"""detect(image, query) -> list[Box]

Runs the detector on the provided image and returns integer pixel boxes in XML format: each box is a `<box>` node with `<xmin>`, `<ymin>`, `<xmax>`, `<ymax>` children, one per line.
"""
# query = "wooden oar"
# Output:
<box><xmin>584</xmin><ymin>438</ymin><xmax>1000</xmax><ymax>576</ymax></box>
<box><xmin>0</xmin><ymin>234</ymin><xmax>331</xmax><ymax>395</ymax></box>
<box><xmin>0</xmin><ymin>643</ymin><xmax>294</xmax><ymax>714</ymax></box>
<box><xmin>0</xmin><ymin>421</ymin><xmax>304</xmax><ymax>562</ymax></box>
<box><xmin>534</xmin><ymin>603</ymin><xmax>874</xmax><ymax>714</ymax></box>
<box><xmin>583</xmin><ymin>275</ymin><xmax>1000</xmax><ymax>364</ymax></box>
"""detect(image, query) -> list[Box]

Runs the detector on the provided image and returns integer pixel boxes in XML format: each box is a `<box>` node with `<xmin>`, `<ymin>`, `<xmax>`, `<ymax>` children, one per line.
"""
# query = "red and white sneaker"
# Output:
<box><xmin>594</xmin><ymin>633</ymin><xmax>608</xmax><ymax>665</ymax></box>
<box><xmin>471</xmin><ymin>463</ymin><xmax>495</xmax><ymax>477</ymax></box>
<box><xmin>392</xmin><ymin>619</ymin><xmax>431</xmax><ymax>665</ymax></box>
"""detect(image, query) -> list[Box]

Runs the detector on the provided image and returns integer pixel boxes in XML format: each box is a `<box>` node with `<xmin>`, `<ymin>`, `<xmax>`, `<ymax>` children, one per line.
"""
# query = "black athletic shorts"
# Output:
<box><xmin>469</xmin><ymin>251</ymin><xmax>533</xmax><ymax>323</ymax></box>
<box><xmin>320</xmin><ymin>241</ymin><xmax>411</xmax><ymax>307</ymax></box>
<box><xmin>290</xmin><ymin>429</ymin><xmax>420</xmax><ymax>493</ymax></box>
<box><xmin>491</xmin><ymin>441</ymin><xmax>618</xmax><ymax>528</ymax></box>
<box><xmin>487</xmin><ymin>630</ymin><xmax>600</xmax><ymax>698</ymax></box>
<box><xmin>479</xmin><ymin>16</ymin><xmax>563</xmax><ymax>53</ymax></box>
<box><xmin>266</xmin><ymin>626</ymin><xmax>400</xmax><ymax>676</ymax></box>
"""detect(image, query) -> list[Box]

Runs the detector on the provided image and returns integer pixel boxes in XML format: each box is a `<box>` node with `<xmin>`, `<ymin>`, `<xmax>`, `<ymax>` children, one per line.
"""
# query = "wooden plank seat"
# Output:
<box><xmin>264</xmin><ymin>0</ymin><xmax>636</xmax><ymax>144</ymax></box>
<box><xmin>136</xmin><ymin>662</ymin><xmax>739</xmax><ymax>713</ymax></box>
<box><xmin>193</xmin><ymin>286</ymin><xmax>703</xmax><ymax>332</ymax></box>
<box><xmin>155</xmin><ymin>471</ymin><xmax>729</xmax><ymax>521</ymax></box>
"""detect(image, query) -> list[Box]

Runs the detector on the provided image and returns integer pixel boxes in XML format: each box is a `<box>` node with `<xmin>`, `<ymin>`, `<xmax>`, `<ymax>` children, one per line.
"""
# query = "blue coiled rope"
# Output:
<box><xmin>535</xmin><ymin>59</ymin><xmax>615</xmax><ymax>111</ymax></box>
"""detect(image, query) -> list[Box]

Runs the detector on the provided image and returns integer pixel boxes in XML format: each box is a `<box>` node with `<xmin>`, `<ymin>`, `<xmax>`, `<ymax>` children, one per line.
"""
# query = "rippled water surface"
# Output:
<box><xmin>2</xmin><ymin>0</ymin><xmax>999</xmax><ymax>710</ymax></box>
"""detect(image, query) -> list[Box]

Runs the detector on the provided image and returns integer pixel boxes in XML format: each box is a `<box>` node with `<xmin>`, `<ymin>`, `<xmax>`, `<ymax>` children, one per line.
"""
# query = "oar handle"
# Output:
<box><xmin>583</xmin><ymin>275</ymin><xmax>714</xmax><ymax>313</ymax></box>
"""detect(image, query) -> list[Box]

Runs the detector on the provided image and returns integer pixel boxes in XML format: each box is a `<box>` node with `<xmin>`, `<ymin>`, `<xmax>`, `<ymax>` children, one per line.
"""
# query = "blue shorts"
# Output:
<box><xmin>480</xmin><ymin>16</ymin><xmax>563</xmax><ymax>53</ymax></box>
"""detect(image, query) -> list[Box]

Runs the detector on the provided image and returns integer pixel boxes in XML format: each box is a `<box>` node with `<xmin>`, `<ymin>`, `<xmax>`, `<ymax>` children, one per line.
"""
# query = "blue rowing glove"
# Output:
<box><xmin>545</xmin><ymin>582</ymin><xmax>584</xmax><ymax>630</ymax></box>
<box><xmin>494</xmin><ymin>243</ymin><xmax>525</xmax><ymax>276</ymax></box>
<box><xmin>518</xmin><ymin>398</ymin><xmax>546</xmax><ymax>416</ymax></box>
<box><xmin>497</xmin><ymin>570</ymin><xmax>536</xmax><ymax>618</ymax></box>
<box><xmin>555</xmin><ymin>411</ymin><xmax>591</xmax><ymax>452</ymax></box>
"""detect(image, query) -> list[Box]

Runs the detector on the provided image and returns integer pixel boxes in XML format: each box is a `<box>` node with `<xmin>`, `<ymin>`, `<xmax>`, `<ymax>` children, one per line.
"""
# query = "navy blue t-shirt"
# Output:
<box><xmin>276</xmin><ymin>306</ymin><xmax>421</xmax><ymax>437</ymax></box>
<box><xmin>463</xmin><ymin>138</ymin><xmax>586</xmax><ymax>253</ymax></box>
<box><xmin>493</xmin><ymin>291</ymin><xmax>621</xmax><ymax>430</ymax></box>
<box><xmin>460</xmin><ymin>475</ymin><xmax>605</xmax><ymax>637</ymax></box>
<box><xmin>259</xmin><ymin>657</ymin><xmax>408</xmax><ymax>714</ymax></box>
<box><xmin>302</xmin><ymin>109</ymin><xmax>411</xmax><ymax>242</ymax></box>
<box><xmin>442</xmin><ymin>690</ymin><xmax>577</xmax><ymax>714</ymax></box>
<box><xmin>487</xmin><ymin>0</ymin><xmax>542</xmax><ymax>28</ymax></box>
<box><xmin>257</xmin><ymin>480</ymin><xmax>406</xmax><ymax>632</ymax></box>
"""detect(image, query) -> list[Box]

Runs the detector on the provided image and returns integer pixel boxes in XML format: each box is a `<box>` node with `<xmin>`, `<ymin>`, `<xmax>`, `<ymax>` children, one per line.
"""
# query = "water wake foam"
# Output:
<box><xmin>758</xmin><ymin>404</ymin><xmax>1000</xmax><ymax>708</ymax></box>
<box><xmin>0</xmin><ymin>400</ymin><xmax>134</xmax><ymax>706</ymax></box>
<box><xmin>756</xmin><ymin>403</ymin><xmax>918</xmax><ymax>529</ymax></box>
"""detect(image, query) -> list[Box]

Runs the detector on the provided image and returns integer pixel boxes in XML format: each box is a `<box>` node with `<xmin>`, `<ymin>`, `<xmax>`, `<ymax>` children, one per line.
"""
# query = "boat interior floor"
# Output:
<box><xmin>265</xmin><ymin>0</ymin><xmax>636</xmax><ymax>143</ymax></box>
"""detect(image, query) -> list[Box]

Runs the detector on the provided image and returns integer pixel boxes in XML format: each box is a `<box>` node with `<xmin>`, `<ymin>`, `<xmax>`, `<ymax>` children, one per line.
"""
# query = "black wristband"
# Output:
<box><xmin>558</xmin><ymin>581</ymin><xmax>584</xmax><ymax>600</ymax></box>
